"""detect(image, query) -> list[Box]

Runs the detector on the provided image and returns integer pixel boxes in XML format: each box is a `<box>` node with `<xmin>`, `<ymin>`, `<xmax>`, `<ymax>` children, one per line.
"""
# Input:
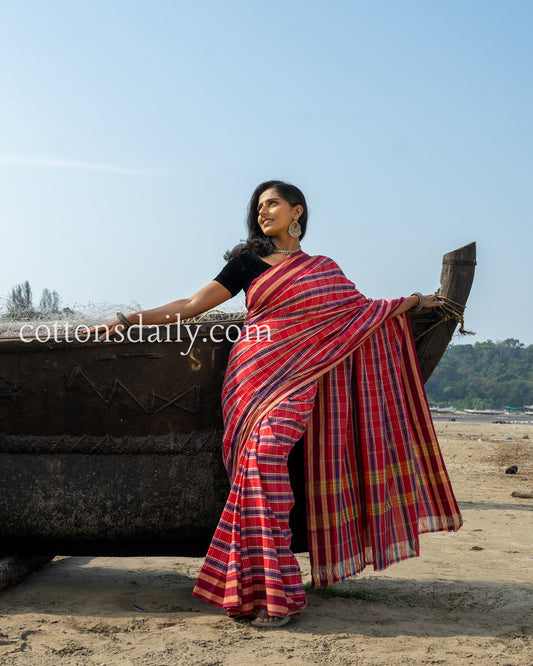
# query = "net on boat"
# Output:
<box><xmin>0</xmin><ymin>298</ymin><xmax>246</xmax><ymax>339</ymax></box>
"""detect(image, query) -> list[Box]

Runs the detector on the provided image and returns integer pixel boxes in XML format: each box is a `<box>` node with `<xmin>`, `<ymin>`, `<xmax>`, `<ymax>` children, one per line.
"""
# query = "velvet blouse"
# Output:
<box><xmin>213</xmin><ymin>252</ymin><xmax>274</xmax><ymax>297</ymax></box>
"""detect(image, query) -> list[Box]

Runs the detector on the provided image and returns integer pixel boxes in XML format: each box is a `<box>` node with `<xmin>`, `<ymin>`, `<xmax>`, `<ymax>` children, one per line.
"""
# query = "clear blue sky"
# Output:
<box><xmin>1</xmin><ymin>1</ymin><xmax>531</xmax><ymax>343</ymax></box>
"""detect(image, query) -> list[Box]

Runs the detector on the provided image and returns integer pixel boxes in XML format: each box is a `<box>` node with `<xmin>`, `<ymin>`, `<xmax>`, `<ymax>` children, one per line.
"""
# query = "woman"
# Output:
<box><xmin>93</xmin><ymin>180</ymin><xmax>462</xmax><ymax>628</ymax></box>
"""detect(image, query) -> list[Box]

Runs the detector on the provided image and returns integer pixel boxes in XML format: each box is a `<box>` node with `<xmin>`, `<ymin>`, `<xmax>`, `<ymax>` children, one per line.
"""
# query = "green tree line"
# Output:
<box><xmin>425</xmin><ymin>339</ymin><xmax>533</xmax><ymax>410</ymax></box>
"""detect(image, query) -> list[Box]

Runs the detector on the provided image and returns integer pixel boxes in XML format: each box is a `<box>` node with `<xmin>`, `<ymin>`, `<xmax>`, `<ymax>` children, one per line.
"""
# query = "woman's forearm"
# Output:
<box><xmin>124</xmin><ymin>281</ymin><xmax>233</xmax><ymax>326</ymax></box>
<box><xmin>90</xmin><ymin>281</ymin><xmax>232</xmax><ymax>338</ymax></box>
<box><xmin>123</xmin><ymin>299</ymin><xmax>194</xmax><ymax>327</ymax></box>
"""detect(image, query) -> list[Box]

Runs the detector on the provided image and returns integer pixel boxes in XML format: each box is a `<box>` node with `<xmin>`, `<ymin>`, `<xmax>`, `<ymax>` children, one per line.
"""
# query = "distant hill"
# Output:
<box><xmin>425</xmin><ymin>339</ymin><xmax>533</xmax><ymax>410</ymax></box>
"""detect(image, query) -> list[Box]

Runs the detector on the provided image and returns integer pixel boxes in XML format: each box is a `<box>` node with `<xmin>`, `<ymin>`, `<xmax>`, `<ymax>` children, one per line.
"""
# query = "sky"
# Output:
<box><xmin>1</xmin><ymin>0</ymin><xmax>531</xmax><ymax>344</ymax></box>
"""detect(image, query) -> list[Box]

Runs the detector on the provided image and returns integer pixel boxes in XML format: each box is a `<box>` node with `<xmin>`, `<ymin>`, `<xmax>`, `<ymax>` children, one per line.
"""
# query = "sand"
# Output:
<box><xmin>0</xmin><ymin>422</ymin><xmax>531</xmax><ymax>665</ymax></box>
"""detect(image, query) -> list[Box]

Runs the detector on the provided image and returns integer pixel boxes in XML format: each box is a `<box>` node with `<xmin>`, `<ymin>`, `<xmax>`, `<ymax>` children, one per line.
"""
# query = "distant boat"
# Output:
<box><xmin>464</xmin><ymin>409</ymin><xmax>505</xmax><ymax>415</ymax></box>
<box><xmin>430</xmin><ymin>406</ymin><xmax>457</xmax><ymax>413</ymax></box>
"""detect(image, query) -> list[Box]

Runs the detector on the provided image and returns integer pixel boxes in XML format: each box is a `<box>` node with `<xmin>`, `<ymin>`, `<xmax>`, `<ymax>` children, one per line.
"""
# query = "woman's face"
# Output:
<box><xmin>257</xmin><ymin>187</ymin><xmax>302</xmax><ymax>237</ymax></box>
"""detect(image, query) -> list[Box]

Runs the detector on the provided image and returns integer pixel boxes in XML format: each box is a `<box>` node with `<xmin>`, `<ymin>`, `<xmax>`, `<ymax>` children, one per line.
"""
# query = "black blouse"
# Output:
<box><xmin>213</xmin><ymin>252</ymin><xmax>273</xmax><ymax>297</ymax></box>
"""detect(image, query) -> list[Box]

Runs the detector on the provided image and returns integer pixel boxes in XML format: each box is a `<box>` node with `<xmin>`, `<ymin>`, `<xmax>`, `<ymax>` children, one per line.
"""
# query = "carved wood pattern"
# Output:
<box><xmin>65</xmin><ymin>365</ymin><xmax>201</xmax><ymax>415</ymax></box>
<box><xmin>0</xmin><ymin>429</ymin><xmax>222</xmax><ymax>455</ymax></box>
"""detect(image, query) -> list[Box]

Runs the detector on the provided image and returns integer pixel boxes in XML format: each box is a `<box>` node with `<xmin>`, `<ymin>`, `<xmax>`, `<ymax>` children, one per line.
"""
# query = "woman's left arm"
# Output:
<box><xmin>391</xmin><ymin>293</ymin><xmax>443</xmax><ymax>317</ymax></box>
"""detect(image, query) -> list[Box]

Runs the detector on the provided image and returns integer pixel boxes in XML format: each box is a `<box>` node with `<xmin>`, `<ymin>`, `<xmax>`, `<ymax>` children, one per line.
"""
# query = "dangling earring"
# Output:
<box><xmin>288</xmin><ymin>218</ymin><xmax>302</xmax><ymax>238</ymax></box>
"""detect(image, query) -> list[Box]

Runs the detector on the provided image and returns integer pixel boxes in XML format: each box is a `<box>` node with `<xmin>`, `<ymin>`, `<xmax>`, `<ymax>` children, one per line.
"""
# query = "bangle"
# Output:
<box><xmin>116</xmin><ymin>311</ymin><xmax>133</xmax><ymax>329</ymax></box>
<box><xmin>410</xmin><ymin>292</ymin><xmax>424</xmax><ymax>313</ymax></box>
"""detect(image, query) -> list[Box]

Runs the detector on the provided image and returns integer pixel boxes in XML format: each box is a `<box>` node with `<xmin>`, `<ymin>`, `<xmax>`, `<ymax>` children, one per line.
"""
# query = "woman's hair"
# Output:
<box><xmin>224</xmin><ymin>180</ymin><xmax>308</xmax><ymax>260</ymax></box>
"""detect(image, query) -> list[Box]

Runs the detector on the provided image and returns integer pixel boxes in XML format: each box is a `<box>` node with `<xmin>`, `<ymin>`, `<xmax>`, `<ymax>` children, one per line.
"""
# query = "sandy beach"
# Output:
<box><xmin>0</xmin><ymin>421</ymin><xmax>531</xmax><ymax>665</ymax></box>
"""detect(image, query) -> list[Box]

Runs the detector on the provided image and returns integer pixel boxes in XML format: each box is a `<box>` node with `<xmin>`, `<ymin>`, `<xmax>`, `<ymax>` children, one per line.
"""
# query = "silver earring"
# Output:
<box><xmin>288</xmin><ymin>218</ymin><xmax>302</xmax><ymax>238</ymax></box>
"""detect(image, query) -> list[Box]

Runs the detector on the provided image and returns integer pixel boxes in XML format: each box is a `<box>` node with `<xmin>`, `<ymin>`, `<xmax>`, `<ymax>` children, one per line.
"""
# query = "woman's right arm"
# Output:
<box><xmin>90</xmin><ymin>281</ymin><xmax>233</xmax><ymax>338</ymax></box>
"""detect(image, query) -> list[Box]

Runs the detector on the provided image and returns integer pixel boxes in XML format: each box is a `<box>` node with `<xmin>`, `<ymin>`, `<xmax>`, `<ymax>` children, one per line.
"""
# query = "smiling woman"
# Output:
<box><xmin>241</xmin><ymin>181</ymin><xmax>308</xmax><ymax>257</ymax></box>
<box><xmin>90</xmin><ymin>179</ymin><xmax>460</xmax><ymax>629</ymax></box>
<box><xmin>209</xmin><ymin>183</ymin><xmax>307</xmax><ymax>299</ymax></box>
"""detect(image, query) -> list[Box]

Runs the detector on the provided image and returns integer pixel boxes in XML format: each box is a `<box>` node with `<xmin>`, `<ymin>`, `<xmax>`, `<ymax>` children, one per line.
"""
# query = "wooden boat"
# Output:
<box><xmin>0</xmin><ymin>243</ymin><xmax>476</xmax><ymax>559</ymax></box>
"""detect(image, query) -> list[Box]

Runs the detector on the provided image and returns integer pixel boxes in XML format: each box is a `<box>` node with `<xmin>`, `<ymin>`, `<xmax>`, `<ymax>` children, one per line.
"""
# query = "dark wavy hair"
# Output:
<box><xmin>224</xmin><ymin>180</ymin><xmax>308</xmax><ymax>260</ymax></box>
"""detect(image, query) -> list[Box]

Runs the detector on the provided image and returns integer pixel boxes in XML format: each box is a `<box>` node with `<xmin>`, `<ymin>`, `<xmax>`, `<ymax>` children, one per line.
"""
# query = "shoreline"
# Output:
<box><xmin>433</xmin><ymin>414</ymin><xmax>533</xmax><ymax>425</ymax></box>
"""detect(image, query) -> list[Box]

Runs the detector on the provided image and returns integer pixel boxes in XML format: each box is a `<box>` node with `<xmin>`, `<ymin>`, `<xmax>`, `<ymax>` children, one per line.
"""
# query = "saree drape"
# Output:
<box><xmin>192</xmin><ymin>251</ymin><xmax>462</xmax><ymax>617</ymax></box>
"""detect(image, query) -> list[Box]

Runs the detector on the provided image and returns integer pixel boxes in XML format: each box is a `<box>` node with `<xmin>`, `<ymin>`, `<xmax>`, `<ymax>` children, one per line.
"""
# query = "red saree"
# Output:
<box><xmin>192</xmin><ymin>251</ymin><xmax>462</xmax><ymax>617</ymax></box>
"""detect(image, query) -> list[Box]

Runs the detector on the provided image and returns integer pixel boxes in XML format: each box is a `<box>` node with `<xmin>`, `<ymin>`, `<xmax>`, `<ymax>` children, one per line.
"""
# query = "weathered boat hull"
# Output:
<box><xmin>0</xmin><ymin>244</ymin><xmax>475</xmax><ymax>557</ymax></box>
<box><xmin>0</xmin><ymin>328</ymin><xmax>233</xmax><ymax>556</ymax></box>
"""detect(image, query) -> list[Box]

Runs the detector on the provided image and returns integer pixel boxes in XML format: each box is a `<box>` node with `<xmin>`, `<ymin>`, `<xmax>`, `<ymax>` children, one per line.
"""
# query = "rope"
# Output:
<box><xmin>413</xmin><ymin>294</ymin><xmax>475</xmax><ymax>343</ymax></box>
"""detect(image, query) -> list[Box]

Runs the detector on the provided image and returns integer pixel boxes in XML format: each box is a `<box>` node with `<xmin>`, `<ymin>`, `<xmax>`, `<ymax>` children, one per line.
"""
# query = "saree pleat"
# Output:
<box><xmin>193</xmin><ymin>251</ymin><xmax>462</xmax><ymax>615</ymax></box>
<box><xmin>193</xmin><ymin>380</ymin><xmax>318</xmax><ymax>617</ymax></box>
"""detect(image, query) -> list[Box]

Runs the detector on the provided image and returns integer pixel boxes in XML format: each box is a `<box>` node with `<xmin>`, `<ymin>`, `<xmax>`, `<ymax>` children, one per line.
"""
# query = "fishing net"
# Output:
<box><xmin>0</xmin><ymin>297</ymin><xmax>246</xmax><ymax>339</ymax></box>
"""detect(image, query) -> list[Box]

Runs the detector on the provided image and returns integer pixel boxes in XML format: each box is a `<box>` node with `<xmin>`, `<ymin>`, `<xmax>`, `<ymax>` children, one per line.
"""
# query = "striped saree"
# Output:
<box><xmin>192</xmin><ymin>251</ymin><xmax>462</xmax><ymax>617</ymax></box>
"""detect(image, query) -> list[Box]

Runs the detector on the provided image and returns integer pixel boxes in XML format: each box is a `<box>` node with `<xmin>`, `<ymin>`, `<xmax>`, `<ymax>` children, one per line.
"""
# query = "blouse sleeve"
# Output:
<box><xmin>213</xmin><ymin>255</ymin><xmax>245</xmax><ymax>297</ymax></box>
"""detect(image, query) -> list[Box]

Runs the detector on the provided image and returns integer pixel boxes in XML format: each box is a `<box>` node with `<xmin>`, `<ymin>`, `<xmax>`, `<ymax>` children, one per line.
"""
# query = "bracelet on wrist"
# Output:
<box><xmin>410</xmin><ymin>292</ymin><xmax>424</xmax><ymax>313</ymax></box>
<box><xmin>116</xmin><ymin>311</ymin><xmax>133</xmax><ymax>329</ymax></box>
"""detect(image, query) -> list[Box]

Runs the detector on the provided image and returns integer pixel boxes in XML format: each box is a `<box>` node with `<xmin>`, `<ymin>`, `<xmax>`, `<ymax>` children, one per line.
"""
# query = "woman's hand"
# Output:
<box><xmin>422</xmin><ymin>293</ymin><xmax>444</xmax><ymax>309</ymax></box>
<box><xmin>85</xmin><ymin>318</ymin><xmax>127</xmax><ymax>341</ymax></box>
